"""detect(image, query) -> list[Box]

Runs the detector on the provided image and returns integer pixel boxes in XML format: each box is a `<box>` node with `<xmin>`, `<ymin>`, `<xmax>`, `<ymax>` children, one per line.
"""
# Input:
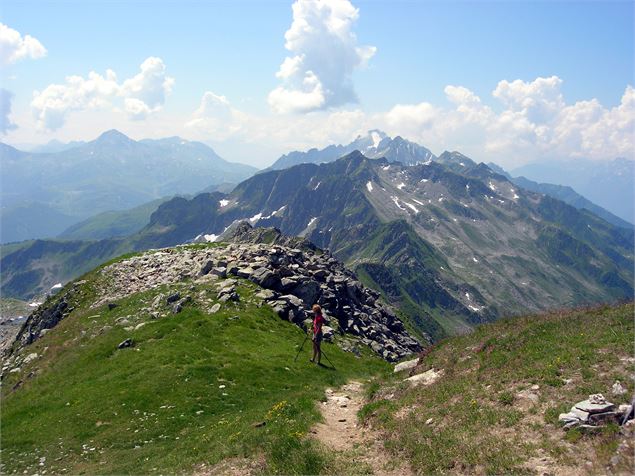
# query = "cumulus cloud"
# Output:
<box><xmin>0</xmin><ymin>23</ymin><xmax>47</xmax><ymax>65</ymax></box>
<box><xmin>121</xmin><ymin>57</ymin><xmax>175</xmax><ymax>119</ymax></box>
<box><xmin>189</xmin><ymin>77</ymin><xmax>633</xmax><ymax>167</ymax></box>
<box><xmin>379</xmin><ymin>77</ymin><xmax>634</xmax><ymax>165</ymax></box>
<box><xmin>31</xmin><ymin>57</ymin><xmax>174</xmax><ymax>129</ymax></box>
<box><xmin>268</xmin><ymin>0</ymin><xmax>376</xmax><ymax>114</ymax></box>
<box><xmin>185</xmin><ymin>91</ymin><xmax>248</xmax><ymax>141</ymax></box>
<box><xmin>0</xmin><ymin>89</ymin><xmax>18</xmax><ymax>134</ymax></box>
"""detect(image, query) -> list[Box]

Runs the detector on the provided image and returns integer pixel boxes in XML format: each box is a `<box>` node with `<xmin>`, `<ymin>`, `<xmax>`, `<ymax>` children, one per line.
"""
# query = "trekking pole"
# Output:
<box><xmin>294</xmin><ymin>333</ymin><xmax>309</xmax><ymax>362</ymax></box>
<box><xmin>320</xmin><ymin>348</ymin><xmax>336</xmax><ymax>370</ymax></box>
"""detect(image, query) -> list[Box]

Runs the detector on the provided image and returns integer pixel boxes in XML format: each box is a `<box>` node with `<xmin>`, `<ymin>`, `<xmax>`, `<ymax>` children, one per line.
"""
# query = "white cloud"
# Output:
<box><xmin>121</xmin><ymin>57</ymin><xmax>175</xmax><ymax>119</ymax></box>
<box><xmin>268</xmin><ymin>0</ymin><xmax>376</xmax><ymax>114</ymax></box>
<box><xmin>31</xmin><ymin>57</ymin><xmax>174</xmax><ymax>130</ymax></box>
<box><xmin>0</xmin><ymin>89</ymin><xmax>18</xmax><ymax>134</ymax></box>
<box><xmin>0</xmin><ymin>23</ymin><xmax>47</xmax><ymax>65</ymax></box>
<box><xmin>186</xmin><ymin>77</ymin><xmax>633</xmax><ymax>167</ymax></box>
<box><xmin>379</xmin><ymin>77</ymin><xmax>634</xmax><ymax>166</ymax></box>
<box><xmin>185</xmin><ymin>91</ymin><xmax>248</xmax><ymax>141</ymax></box>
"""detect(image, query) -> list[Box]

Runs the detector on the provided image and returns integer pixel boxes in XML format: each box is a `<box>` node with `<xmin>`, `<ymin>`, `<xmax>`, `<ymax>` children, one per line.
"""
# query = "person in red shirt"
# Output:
<box><xmin>310</xmin><ymin>304</ymin><xmax>325</xmax><ymax>364</ymax></box>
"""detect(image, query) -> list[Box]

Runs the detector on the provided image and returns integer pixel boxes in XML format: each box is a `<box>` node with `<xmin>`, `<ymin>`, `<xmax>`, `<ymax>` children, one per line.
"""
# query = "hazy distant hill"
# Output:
<box><xmin>511</xmin><ymin>157</ymin><xmax>634</xmax><ymax>224</ymax></box>
<box><xmin>0</xmin><ymin>130</ymin><xmax>257</xmax><ymax>243</ymax></box>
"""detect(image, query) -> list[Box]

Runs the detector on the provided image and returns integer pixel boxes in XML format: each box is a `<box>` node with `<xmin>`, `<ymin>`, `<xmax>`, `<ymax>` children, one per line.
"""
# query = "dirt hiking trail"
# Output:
<box><xmin>311</xmin><ymin>380</ymin><xmax>414</xmax><ymax>476</ymax></box>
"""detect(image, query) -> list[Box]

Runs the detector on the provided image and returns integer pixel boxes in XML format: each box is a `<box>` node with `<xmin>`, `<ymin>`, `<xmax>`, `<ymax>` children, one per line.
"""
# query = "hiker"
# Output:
<box><xmin>310</xmin><ymin>304</ymin><xmax>325</xmax><ymax>364</ymax></box>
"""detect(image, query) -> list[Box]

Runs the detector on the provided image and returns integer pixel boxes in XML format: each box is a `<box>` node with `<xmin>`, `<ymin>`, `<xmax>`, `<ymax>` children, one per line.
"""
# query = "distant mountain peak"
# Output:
<box><xmin>94</xmin><ymin>129</ymin><xmax>134</xmax><ymax>145</ymax></box>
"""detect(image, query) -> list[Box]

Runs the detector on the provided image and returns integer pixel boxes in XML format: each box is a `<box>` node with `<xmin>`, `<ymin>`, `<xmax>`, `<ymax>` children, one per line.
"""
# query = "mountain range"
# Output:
<box><xmin>510</xmin><ymin>157</ymin><xmax>634</xmax><ymax>224</ymax></box>
<box><xmin>0</xmin><ymin>130</ymin><xmax>257</xmax><ymax>243</ymax></box>
<box><xmin>267</xmin><ymin>129</ymin><xmax>435</xmax><ymax>171</ymax></box>
<box><xmin>3</xmin><ymin>150</ymin><xmax>632</xmax><ymax>341</ymax></box>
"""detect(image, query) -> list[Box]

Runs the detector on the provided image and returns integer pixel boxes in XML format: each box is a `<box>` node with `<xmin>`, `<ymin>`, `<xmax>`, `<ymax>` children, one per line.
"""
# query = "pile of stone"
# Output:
<box><xmin>559</xmin><ymin>393</ymin><xmax>632</xmax><ymax>431</ymax></box>
<box><xmin>14</xmin><ymin>225</ymin><xmax>423</xmax><ymax>362</ymax></box>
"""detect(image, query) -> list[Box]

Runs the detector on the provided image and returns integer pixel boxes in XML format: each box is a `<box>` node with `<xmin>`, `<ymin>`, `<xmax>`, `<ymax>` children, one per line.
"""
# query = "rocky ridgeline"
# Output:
<box><xmin>12</xmin><ymin>224</ymin><xmax>423</xmax><ymax>362</ymax></box>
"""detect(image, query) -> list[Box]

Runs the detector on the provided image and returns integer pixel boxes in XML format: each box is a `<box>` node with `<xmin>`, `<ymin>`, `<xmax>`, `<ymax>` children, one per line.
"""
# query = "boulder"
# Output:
<box><xmin>210</xmin><ymin>267</ymin><xmax>227</xmax><ymax>278</ymax></box>
<box><xmin>405</xmin><ymin>368</ymin><xmax>444</xmax><ymax>387</ymax></box>
<box><xmin>118</xmin><ymin>338</ymin><xmax>133</xmax><ymax>349</ymax></box>
<box><xmin>250</xmin><ymin>268</ymin><xmax>281</xmax><ymax>289</ymax></box>
<box><xmin>236</xmin><ymin>267</ymin><xmax>255</xmax><ymax>279</ymax></box>
<box><xmin>394</xmin><ymin>358</ymin><xmax>419</xmax><ymax>373</ymax></box>
<box><xmin>290</xmin><ymin>280</ymin><xmax>321</xmax><ymax>306</ymax></box>
<box><xmin>199</xmin><ymin>260</ymin><xmax>215</xmax><ymax>276</ymax></box>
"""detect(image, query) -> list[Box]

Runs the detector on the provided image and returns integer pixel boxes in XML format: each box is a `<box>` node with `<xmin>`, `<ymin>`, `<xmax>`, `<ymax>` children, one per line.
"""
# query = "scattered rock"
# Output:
<box><xmin>394</xmin><ymin>358</ymin><xmax>420</xmax><ymax>373</ymax></box>
<box><xmin>405</xmin><ymin>368</ymin><xmax>444</xmax><ymax>387</ymax></box>
<box><xmin>107</xmin><ymin>303</ymin><xmax>118</xmax><ymax>311</ymax></box>
<box><xmin>118</xmin><ymin>338</ymin><xmax>133</xmax><ymax>349</ymax></box>
<box><xmin>612</xmin><ymin>380</ymin><xmax>626</xmax><ymax>396</ymax></box>
<box><xmin>22</xmin><ymin>352</ymin><xmax>38</xmax><ymax>364</ymax></box>
<box><xmin>209</xmin><ymin>303</ymin><xmax>221</xmax><ymax>314</ymax></box>
<box><xmin>166</xmin><ymin>293</ymin><xmax>181</xmax><ymax>304</ymax></box>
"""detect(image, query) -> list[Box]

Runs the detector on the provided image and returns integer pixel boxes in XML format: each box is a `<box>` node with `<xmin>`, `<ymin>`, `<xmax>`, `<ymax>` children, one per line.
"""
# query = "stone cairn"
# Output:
<box><xmin>559</xmin><ymin>393</ymin><xmax>633</xmax><ymax>431</ymax></box>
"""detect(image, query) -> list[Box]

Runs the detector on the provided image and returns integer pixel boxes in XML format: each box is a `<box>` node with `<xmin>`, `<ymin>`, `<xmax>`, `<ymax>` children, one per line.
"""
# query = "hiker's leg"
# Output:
<box><xmin>317</xmin><ymin>342</ymin><xmax>321</xmax><ymax>364</ymax></box>
<box><xmin>311</xmin><ymin>340</ymin><xmax>317</xmax><ymax>362</ymax></box>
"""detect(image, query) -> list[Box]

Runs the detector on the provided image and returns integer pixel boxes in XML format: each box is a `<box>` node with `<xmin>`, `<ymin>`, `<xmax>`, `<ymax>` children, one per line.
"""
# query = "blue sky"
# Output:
<box><xmin>1</xmin><ymin>0</ymin><xmax>633</xmax><ymax>167</ymax></box>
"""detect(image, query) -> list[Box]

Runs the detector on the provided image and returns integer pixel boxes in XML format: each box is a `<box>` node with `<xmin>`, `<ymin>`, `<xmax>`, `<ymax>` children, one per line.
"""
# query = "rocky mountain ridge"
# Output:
<box><xmin>267</xmin><ymin>129</ymin><xmax>435</xmax><ymax>171</ymax></box>
<box><xmin>3</xmin><ymin>151</ymin><xmax>632</xmax><ymax>341</ymax></box>
<box><xmin>10</xmin><ymin>227</ymin><xmax>422</xmax><ymax>363</ymax></box>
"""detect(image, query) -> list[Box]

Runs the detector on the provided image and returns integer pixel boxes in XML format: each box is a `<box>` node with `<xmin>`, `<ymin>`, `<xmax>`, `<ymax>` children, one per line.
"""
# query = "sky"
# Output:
<box><xmin>1</xmin><ymin>0</ymin><xmax>633</xmax><ymax>168</ymax></box>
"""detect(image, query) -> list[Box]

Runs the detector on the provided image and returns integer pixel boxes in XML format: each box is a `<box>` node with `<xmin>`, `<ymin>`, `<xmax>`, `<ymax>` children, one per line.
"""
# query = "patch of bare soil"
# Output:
<box><xmin>192</xmin><ymin>455</ymin><xmax>266</xmax><ymax>476</ymax></box>
<box><xmin>311</xmin><ymin>380</ymin><xmax>413</xmax><ymax>476</ymax></box>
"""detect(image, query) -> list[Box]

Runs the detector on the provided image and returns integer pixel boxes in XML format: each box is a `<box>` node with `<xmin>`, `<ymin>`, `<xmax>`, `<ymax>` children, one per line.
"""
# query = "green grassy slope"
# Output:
<box><xmin>1</xmin><ymin>262</ymin><xmax>389</xmax><ymax>475</ymax></box>
<box><xmin>58</xmin><ymin>197</ymin><xmax>173</xmax><ymax>241</ymax></box>
<box><xmin>361</xmin><ymin>303</ymin><xmax>634</xmax><ymax>474</ymax></box>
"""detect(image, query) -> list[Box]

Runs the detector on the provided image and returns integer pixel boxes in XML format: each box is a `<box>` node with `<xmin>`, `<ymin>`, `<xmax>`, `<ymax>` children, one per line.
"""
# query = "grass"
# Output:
<box><xmin>1</xmin><ymin>269</ymin><xmax>389</xmax><ymax>475</ymax></box>
<box><xmin>360</xmin><ymin>303</ymin><xmax>634</xmax><ymax>474</ymax></box>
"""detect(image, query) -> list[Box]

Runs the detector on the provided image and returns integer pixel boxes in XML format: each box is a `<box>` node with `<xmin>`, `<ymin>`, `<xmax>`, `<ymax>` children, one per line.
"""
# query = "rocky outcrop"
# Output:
<box><xmin>11</xmin><ymin>224</ymin><xmax>423</xmax><ymax>361</ymax></box>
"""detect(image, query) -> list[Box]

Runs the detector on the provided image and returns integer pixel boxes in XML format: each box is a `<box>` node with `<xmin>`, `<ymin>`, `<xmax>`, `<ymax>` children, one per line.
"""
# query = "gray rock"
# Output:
<box><xmin>236</xmin><ymin>267</ymin><xmax>255</xmax><ymax>278</ymax></box>
<box><xmin>172</xmin><ymin>303</ymin><xmax>183</xmax><ymax>314</ymax></box>
<box><xmin>166</xmin><ymin>293</ymin><xmax>180</xmax><ymax>304</ymax></box>
<box><xmin>612</xmin><ymin>381</ymin><xmax>626</xmax><ymax>396</ymax></box>
<box><xmin>255</xmin><ymin>289</ymin><xmax>276</xmax><ymax>300</ymax></box>
<box><xmin>118</xmin><ymin>338</ymin><xmax>133</xmax><ymax>349</ymax></box>
<box><xmin>575</xmin><ymin>398</ymin><xmax>615</xmax><ymax>414</ymax></box>
<box><xmin>570</xmin><ymin>408</ymin><xmax>590</xmax><ymax>422</ymax></box>
<box><xmin>199</xmin><ymin>260</ymin><xmax>215</xmax><ymax>276</ymax></box>
<box><xmin>23</xmin><ymin>353</ymin><xmax>38</xmax><ymax>364</ymax></box>
<box><xmin>209</xmin><ymin>303</ymin><xmax>221</xmax><ymax>314</ymax></box>
<box><xmin>322</xmin><ymin>325</ymin><xmax>335</xmax><ymax>340</ymax></box>
<box><xmin>394</xmin><ymin>358</ymin><xmax>419</xmax><ymax>373</ymax></box>
<box><xmin>250</xmin><ymin>268</ymin><xmax>281</xmax><ymax>289</ymax></box>
<box><xmin>279</xmin><ymin>294</ymin><xmax>304</xmax><ymax>308</ymax></box>
<box><xmin>588</xmin><ymin>411</ymin><xmax>620</xmax><ymax>425</ymax></box>
<box><xmin>291</xmin><ymin>280</ymin><xmax>321</xmax><ymax>306</ymax></box>
<box><xmin>211</xmin><ymin>267</ymin><xmax>227</xmax><ymax>278</ymax></box>
<box><xmin>108</xmin><ymin>303</ymin><xmax>118</xmax><ymax>311</ymax></box>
